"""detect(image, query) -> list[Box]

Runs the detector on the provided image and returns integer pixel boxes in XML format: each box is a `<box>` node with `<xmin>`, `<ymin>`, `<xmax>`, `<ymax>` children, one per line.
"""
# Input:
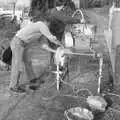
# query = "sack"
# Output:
<box><xmin>87</xmin><ymin>96</ymin><xmax>107</xmax><ymax>112</ymax></box>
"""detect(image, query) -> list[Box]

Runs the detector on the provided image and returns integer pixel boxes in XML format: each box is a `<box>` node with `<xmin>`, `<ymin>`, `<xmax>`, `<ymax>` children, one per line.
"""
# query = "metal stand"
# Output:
<box><xmin>52</xmin><ymin>48</ymin><xmax>97</xmax><ymax>91</ymax></box>
<box><xmin>97</xmin><ymin>54</ymin><xmax>103</xmax><ymax>94</ymax></box>
<box><xmin>52</xmin><ymin>64</ymin><xmax>63</xmax><ymax>91</ymax></box>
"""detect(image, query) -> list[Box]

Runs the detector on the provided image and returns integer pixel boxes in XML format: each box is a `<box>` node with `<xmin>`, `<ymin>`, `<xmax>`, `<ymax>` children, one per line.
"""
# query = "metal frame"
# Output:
<box><xmin>52</xmin><ymin>47</ymin><xmax>103</xmax><ymax>92</ymax></box>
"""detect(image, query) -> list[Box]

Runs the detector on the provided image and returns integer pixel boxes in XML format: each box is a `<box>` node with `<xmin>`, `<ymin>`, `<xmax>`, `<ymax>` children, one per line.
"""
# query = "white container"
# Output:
<box><xmin>64</xmin><ymin>32</ymin><xmax>74</xmax><ymax>48</ymax></box>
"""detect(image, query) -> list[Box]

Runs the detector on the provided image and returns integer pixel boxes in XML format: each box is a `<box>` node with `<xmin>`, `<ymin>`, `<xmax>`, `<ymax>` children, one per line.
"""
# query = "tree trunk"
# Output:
<box><xmin>79</xmin><ymin>0</ymin><xmax>88</xmax><ymax>9</ymax></box>
<box><xmin>115</xmin><ymin>45</ymin><xmax>120</xmax><ymax>86</ymax></box>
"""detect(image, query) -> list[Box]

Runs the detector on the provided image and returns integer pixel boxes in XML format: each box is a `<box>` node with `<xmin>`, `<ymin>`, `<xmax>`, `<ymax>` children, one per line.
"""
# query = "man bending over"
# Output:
<box><xmin>9</xmin><ymin>17</ymin><xmax>62</xmax><ymax>93</ymax></box>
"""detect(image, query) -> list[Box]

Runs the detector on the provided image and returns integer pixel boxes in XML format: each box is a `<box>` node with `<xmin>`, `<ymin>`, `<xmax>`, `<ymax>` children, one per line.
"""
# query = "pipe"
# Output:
<box><xmin>97</xmin><ymin>55</ymin><xmax>103</xmax><ymax>94</ymax></box>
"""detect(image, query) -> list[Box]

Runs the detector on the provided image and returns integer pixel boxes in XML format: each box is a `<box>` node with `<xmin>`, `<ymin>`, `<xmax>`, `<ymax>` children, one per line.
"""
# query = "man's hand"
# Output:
<box><xmin>50</xmin><ymin>36</ymin><xmax>64</xmax><ymax>47</ymax></box>
<box><xmin>42</xmin><ymin>44</ymin><xmax>56</xmax><ymax>53</ymax></box>
<box><xmin>81</xmin><ymin>18</ymin><xmax>86</xmax><ymax>24</ymax></box>
<box><xmin>56</xmin><ymin>40</ymin><xmax>64</xmax><ymax>47</ymax></box>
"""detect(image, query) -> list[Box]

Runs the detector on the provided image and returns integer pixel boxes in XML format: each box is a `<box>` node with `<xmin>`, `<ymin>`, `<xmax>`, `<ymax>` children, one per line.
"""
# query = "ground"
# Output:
<box><xmin>0</xmin><ymin>8</ymin><xmax>120</xmax><ymax>120</ymax></box>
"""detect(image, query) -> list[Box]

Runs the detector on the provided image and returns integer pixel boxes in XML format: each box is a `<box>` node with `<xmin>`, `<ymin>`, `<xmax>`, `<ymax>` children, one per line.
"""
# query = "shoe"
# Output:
<box><xmin>10</xmin><ymin>86</ymin><xmax>26</xmax><ymax>93</ymax></box>
<box><xmin>29</xmin><ymin>85</ymin><xmax>39</xmax><ymax>90</ymax></box>
<box><xmin>30</xmin><ymin>78</ymin><xmax>38</xmax><ymax>83</ymax></box>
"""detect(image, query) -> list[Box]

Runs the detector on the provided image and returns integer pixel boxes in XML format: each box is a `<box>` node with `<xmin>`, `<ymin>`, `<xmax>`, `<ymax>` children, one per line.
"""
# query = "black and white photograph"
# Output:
<box><xmin>0</xmin><ymin>0</ymin><xmax>120</xmax><ymax>120</ymax></box>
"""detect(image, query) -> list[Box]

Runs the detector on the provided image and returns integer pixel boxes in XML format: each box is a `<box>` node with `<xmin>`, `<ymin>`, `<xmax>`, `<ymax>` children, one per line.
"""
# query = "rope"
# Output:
<box><xmin>73</xmin><ymin>88</ymin><xmax>93</xmax><ymax>96</ymax></box>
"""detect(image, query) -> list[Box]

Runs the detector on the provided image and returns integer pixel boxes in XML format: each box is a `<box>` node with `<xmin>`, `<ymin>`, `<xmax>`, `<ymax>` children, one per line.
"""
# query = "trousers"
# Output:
<box><xmin>9</xmin><ymin>36</ymin><xmax>36</xmax><ymax>88</ymax></box>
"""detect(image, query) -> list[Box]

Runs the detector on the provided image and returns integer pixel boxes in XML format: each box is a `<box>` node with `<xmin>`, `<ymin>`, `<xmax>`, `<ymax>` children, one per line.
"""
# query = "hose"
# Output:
<box><xmin>41</xmin><ymin>77</ymin><xmax>93</xmax><ymax>101</ymax></box>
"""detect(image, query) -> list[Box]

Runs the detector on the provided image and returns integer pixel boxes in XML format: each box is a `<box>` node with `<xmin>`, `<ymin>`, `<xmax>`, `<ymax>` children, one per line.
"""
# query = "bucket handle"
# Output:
<box><xmin>72</xmin><ymin>9</ymin><xmax>85</xmax><ymax>23</ymax></box>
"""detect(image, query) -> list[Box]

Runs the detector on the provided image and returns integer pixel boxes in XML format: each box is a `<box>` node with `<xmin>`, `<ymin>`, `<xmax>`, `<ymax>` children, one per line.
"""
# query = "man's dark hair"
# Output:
<box><xmin>49</xmin><ymin>19</ymin><xmax>65</xmax><ymax>38</ymax></box>
<box><xmin>48</xmin><ymin>19</ymin><xmax>65</xmax><ymax>49</ymax></box>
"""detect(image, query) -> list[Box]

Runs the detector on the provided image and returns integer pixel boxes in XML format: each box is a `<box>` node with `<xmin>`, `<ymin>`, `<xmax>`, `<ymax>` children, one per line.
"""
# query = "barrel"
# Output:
<box><xmin>24</xmin><ymin>37</ymin><xmax>51</xmax><ymax>81</ymax></box>
<box><xmin>28</xmin><ymin>43</ymin><xmax>50</xmax><ymax>78</ymax></box>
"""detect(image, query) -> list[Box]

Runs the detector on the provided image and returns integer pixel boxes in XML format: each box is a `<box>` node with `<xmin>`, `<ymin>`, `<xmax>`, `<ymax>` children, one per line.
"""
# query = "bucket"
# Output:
<box><xmin>71</xmin><ymin>24</ymin><xmax>91</xmax><ymax>51</ymax></box>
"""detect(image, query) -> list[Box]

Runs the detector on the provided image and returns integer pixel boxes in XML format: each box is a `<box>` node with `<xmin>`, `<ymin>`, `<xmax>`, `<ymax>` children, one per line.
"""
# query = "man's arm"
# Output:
<box><xmin>39</xmin><ymin>22</ymin><xmax>63</xmax><ymax>46</ymax></box>
<box><xmin>49</xmin><ymin>9</ymin><xmax>81</xmax><ymax>24</ymax></box>
<box><xmin>42</xmin><ymin>44</ymin><xmax>56</xmax><ymax>53</ymax></box>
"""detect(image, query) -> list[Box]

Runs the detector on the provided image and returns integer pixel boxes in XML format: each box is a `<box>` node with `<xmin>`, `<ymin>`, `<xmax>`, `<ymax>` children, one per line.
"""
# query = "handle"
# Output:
<box><xmin>71</xmin><ymin>9</ymin><xmax>87</xmax><ymax>33</ymax></box>
<box><xmin>72</xmin><ymin>9</ymin><xmax>85</xmax><ymax>23</ymax></box>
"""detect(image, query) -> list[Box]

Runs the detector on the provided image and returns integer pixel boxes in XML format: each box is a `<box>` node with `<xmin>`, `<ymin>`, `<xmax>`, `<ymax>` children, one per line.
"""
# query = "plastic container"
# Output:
<box><xmin>64</xmin><ymin>32</ymin><xmax>74</xmax><ymax>48</ymax></box>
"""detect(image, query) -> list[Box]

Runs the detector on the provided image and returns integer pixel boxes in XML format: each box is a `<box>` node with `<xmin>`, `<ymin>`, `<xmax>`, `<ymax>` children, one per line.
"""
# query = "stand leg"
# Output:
<box><xmin>56</xmin><ymin>64</ymin><xmax>60</xmax><ymax>91</ymax></box>
<box><xmin>97</xmin><ymin>55</ymin><xmax>103</xmax><ymax>94</ymax></box>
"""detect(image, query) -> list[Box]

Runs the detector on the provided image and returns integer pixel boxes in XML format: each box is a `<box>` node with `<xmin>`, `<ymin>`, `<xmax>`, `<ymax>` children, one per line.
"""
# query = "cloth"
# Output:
<box><xmin>9</xmin><ymin>36</ymin><xmax>36</xmax><ymax>88</ymax></box>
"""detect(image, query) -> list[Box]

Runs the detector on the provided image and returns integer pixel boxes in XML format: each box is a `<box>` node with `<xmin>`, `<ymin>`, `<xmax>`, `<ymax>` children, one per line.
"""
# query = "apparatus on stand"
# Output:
<box><xmin>52</xmin><ymin>47</ymin><xmax>96</xmax><ymax>91</ymax></box>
